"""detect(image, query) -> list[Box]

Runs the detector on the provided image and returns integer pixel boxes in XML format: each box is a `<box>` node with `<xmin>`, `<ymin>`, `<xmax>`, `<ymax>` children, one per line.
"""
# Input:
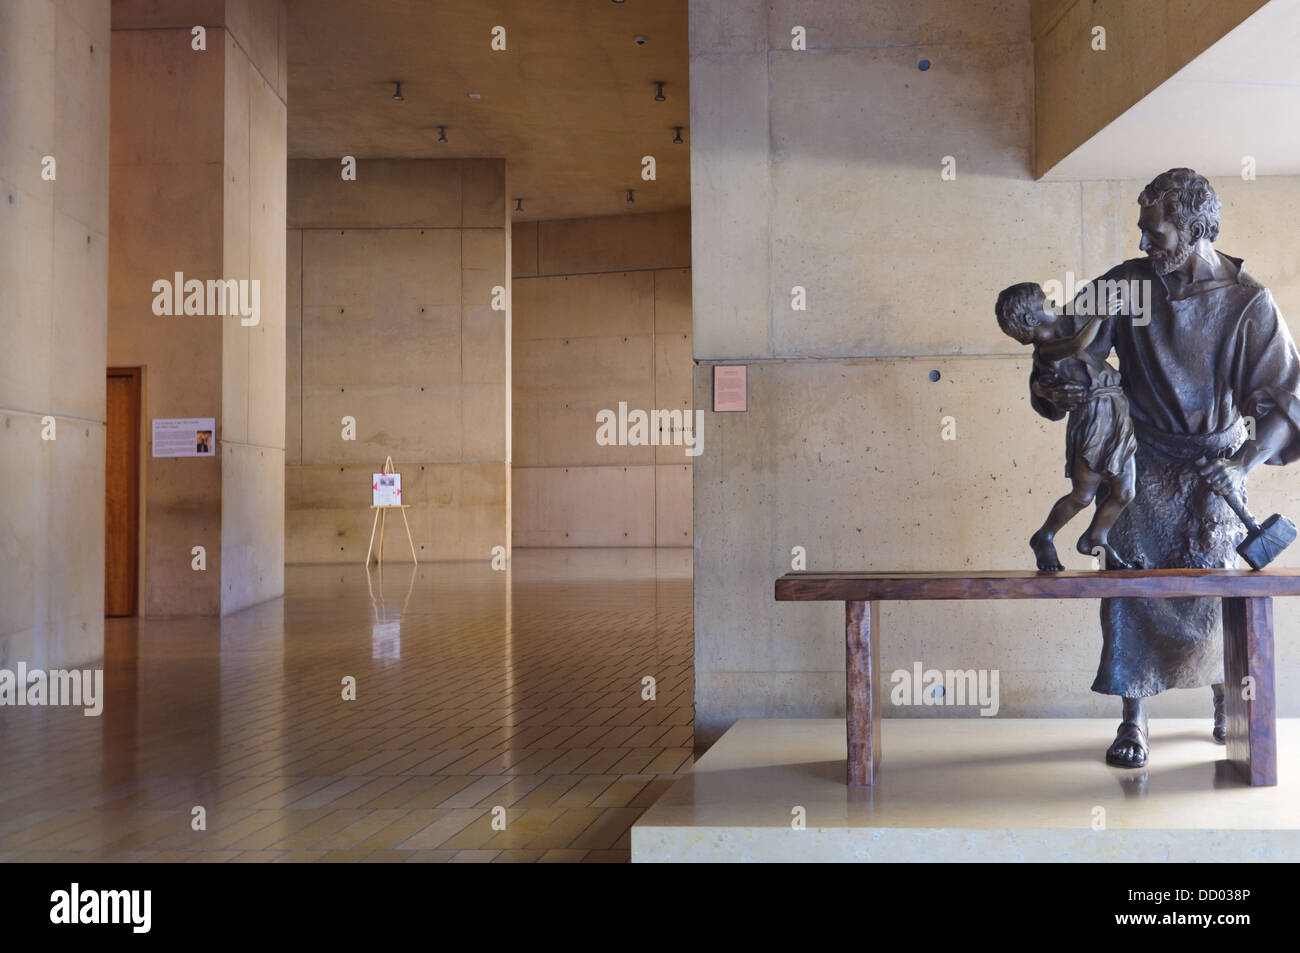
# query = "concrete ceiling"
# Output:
<box><xmin>1042</xmin><ymin>0</ymin><xmax>1300</xmax><ymax>179</ymax></box>
<box><xmin>284</xmin><ymin>0</ymin><xmax>689</xmax><ymax>221</ymax></box>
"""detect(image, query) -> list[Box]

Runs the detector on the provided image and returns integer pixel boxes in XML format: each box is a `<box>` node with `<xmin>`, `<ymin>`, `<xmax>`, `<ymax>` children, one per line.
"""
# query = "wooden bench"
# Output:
<box><xmin>774</xmin><ymin>569</ymin><xmax>1298</xmax><ymax>787</ymax></box>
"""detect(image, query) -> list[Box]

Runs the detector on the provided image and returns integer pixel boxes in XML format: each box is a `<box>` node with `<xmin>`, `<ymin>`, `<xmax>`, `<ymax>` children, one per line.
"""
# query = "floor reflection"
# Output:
<box><xmin>367</xmin><ymin>562</ymin><xmax>416</xmax><ymax>660</ymax></box>
<box><xmin>0</xmin><ymin>549</ymin><xmax>693</xmax><ymax>863</ymax></box>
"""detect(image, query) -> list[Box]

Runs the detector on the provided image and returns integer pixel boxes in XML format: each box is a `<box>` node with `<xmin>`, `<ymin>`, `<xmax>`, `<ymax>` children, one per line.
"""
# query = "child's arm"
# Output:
<box><xmin>1037</xmin><ymin>315</ymin><xmax>1103</xmax><ymax>363</ymax></box>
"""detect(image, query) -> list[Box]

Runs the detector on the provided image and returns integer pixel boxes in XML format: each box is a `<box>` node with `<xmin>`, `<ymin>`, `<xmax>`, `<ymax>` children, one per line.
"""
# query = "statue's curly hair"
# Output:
<box><xmin>1138</xmin><ymin>168</ymin><xmax>1221</xmax><ymax>242</ymax></box>
<box><xmin>995</xmin><ymin>282</ymin><xmax>1046</xmax><ymax>345</ymax></box>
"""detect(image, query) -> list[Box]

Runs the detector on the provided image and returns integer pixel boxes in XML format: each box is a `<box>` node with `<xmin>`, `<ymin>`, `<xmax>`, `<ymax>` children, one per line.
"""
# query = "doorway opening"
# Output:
<box><xmin>105</xmin><ymin>367</ymin><xmax>141</xmax><ymax>617</ymax></box>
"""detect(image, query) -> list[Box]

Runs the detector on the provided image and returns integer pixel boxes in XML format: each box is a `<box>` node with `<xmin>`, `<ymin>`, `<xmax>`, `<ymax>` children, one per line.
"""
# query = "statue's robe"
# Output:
<box><xmin>1031</xmin><ymin>254</ymin><xmax>1300</xmax><ymax>696</ymax></box>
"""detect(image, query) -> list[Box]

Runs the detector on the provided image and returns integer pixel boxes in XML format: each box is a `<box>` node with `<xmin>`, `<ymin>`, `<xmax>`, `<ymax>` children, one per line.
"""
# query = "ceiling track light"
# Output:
<box><xmin>437</xmin><ymin>126</ymin><xmax>448</xmax><ymax>143</ymax></box>
<box><xmin>673</xmin><ymin>126</ymin><xmax>684</xmax><ymax>144</ymax></box>
<box><xmin>654</xmin><ymin>81</ymin><xmax>665</xmax><ymax>102</ymax></box>
<box><xmin>514</xmin><ymin>198</ymin><xmax>524</xmax><ymax>212</ymax></box>
<box><xmin>392</xmin><ymin>80</ymin><xmax>404</xmax><ymax>102</ymax></box>
<box><xmin>626</xmin><ymin>189</ymin><xmax>635</xmax><ymax>204</ymax></box>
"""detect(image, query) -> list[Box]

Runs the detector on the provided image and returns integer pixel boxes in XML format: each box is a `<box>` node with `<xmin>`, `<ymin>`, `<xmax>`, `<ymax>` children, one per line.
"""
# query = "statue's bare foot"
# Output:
<box><xmin>1077</xmin><ymin>534</ymin><xmax>1135</xmax><ymax>570</ymax></box>
<box><xmin>1105</xmin><ymin>721</ymin><xmax>1148</xmax><ymax>768</ymax></box>
<box><xmin>1213</xmin><ymin>690</ymin><xmax>1226</xmax><ymax>745</ymax></box>
<box><xmin>1030</xmin><ymin>530</ymin><xmax>1063</xmax><ymax>572</ymax></box>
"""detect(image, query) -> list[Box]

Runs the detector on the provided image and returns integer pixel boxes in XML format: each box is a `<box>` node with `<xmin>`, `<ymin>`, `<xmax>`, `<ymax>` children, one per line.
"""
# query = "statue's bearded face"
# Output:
<box><xmin>1138</xmin><ymin>203</ymin><xmax>1193</xmax><ymax>276</ymax></box>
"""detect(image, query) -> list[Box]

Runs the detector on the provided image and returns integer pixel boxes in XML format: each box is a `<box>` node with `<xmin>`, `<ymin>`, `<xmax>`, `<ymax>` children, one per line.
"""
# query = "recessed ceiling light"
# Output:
<box><xmin>468</xmin><ymin>93</ymin><xmax>481</xmax><ymax>100</ymax></box>
<box><xmin>634</xmin><ymin>35</ymin><xmax>647</xmax><ymax>46</ymax></box>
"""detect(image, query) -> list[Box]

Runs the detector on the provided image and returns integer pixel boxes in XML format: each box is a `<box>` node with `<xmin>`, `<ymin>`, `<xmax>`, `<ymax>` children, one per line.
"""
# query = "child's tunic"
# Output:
<box><xmin>1033</xmin><ymin>347</ymin><xmax>1136</xmax><ymax>481</ymax></box>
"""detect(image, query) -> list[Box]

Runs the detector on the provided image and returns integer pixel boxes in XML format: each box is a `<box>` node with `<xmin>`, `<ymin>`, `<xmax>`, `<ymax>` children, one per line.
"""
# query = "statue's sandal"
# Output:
<box><xmin>1105</xmin><ymin>721</ymin><xmax>1148</xmax><ymax>768</ymax></box>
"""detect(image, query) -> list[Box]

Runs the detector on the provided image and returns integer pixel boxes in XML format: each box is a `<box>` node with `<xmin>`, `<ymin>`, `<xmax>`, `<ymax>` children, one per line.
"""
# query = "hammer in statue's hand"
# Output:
<box><xmin>1196</xmin><ymin>457</ymin><xmax>1297</xmax><ymax>570</ymax></box>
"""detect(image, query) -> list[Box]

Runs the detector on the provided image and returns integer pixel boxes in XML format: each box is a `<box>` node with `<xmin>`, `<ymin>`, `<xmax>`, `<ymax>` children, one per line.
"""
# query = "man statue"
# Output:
<box><xmin>1030</xmin><ymin>168</ymin><xmax>1300</xmax><ymax>768</ymax></box>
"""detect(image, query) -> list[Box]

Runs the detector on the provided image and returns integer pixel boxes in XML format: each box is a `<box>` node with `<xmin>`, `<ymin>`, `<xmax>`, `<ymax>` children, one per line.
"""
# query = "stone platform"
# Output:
<box><xmin>631</xmin><ymin>718</ymin><xmax>1300</xmax><ymax>862</ymax></box>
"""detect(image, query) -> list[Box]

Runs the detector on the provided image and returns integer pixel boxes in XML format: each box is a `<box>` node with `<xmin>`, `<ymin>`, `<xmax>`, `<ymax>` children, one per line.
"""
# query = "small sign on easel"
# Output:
<box><xmin>373</xmin><ymin>471</ymin><xmax>402</xmax><ymax>507</ymax></box>
<box><xmin>366</xmin><ymin>455</ymin><xmax>418</xmax><ymax>566</ymax></box>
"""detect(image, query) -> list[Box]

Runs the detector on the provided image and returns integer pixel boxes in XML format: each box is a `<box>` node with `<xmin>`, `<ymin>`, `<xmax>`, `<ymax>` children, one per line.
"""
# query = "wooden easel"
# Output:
<box><xmin>366</xmin><ymin>455</ymin><xmax>418</xmax><ymax>566</ymax></box>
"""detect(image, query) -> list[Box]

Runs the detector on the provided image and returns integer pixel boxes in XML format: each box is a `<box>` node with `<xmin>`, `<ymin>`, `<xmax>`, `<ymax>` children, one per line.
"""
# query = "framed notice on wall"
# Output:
<box><xmin>372</xmin><ymin>472</ymin><xmax>402</xmax><ymax>507</ymax></box>
<box><xmin>152</xmin><ymin>417</ymin><xmax>216</xmax><ymax>457</ymax></box>
<box><xmin>713</xmin><ymin>365</ymin><xmax>747</xmax><ymax>412</ymax></box>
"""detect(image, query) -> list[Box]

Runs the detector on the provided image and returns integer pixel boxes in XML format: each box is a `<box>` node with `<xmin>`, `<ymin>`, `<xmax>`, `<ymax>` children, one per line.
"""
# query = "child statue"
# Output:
<box><xmin>996</xmin><ymin>282</ymin><xmax>1138</xmax><ymax>571</ymax></box>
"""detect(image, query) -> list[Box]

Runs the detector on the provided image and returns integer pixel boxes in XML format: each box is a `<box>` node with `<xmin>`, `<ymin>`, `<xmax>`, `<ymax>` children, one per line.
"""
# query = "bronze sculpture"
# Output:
<box><xmin>995</xmin><ymin>283</ymin><xmax>1137</xmax><ymax>571</ymax></box>
<box><xmin>1023</xmin><ymin>168</ymin><xmax>1300</xmax><ymax>768</ymax></box>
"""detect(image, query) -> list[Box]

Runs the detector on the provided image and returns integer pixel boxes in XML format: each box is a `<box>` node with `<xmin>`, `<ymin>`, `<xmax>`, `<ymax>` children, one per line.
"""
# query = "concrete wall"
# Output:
<box><xmin>512</xmin><ymin>211</ymin><xmax>692</xmax><ymax>547</ymax></box>
<box><xmin>690</xmin><ymin>0</ymin><xmax>1300</xmax><ymax>746</ymax></box>
<box><xmin>0</xmin><ymin>0</ymin><xmax>111</xmax><ymax>668</ymax></box>
<box><xmin>219</xmin><ymin>5</ymin><xmax>287</xmax><ymax>614</ymax></box>
<box><xmin>286</xmin><ymin>158</ymin><xmax>510</xmax><ymax>563</ymax></box>
<box><xmin>1032</xmin><ymin>0</ymin><xmax>1266</xmax><ymax>177</ymax></box>
<box><xmin>109</xmin><ymin>0</ymin><xmax>286</xmax><ymax>616</ymax></box>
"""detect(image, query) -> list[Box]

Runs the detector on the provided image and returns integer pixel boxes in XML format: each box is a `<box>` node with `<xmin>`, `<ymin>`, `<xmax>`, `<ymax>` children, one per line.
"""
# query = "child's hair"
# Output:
<box><xmin>995</xmin><ymin>282</ymin><xmax>1047</xmax><ymax>345</ymax></box>
<box><xmin>993</xmin><ymin>282</ymin><xmax>1045</xmax><ymax>345</ymax></box>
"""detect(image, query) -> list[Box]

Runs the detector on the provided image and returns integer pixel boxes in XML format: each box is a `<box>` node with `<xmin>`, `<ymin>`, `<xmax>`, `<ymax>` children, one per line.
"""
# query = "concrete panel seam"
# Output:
<box><xmin>287</xmin><ymin>458</ymin><xmax>506</xmax><ymax>467</ymax></box>
<box><xmin>290</xmin><ymin>224</ymin><xmax>481</xmax><ymax>231</ymax></box>
<box><xmin>219</xmin><ymin>440</ymin><xmax>284</xmax><ymax>451</ymax></box>
<box><xmin>765</xmin><ymin>40</ymin><xmax>1035</xmax><ymax>54</ymax></box>
<box><xmin>0</xmin><ymin>407</ymin><xmax>107</xmax><ymax>425</ymax></box>
<box><xmin>691</xmin><ymin>353</ymin><xmax>1028</xmax><ymax>366</ymax></box>
<box><xmin>525</xmin><ymin>264</ymin><xmax>687</xmax><ymax>280</ymax></box>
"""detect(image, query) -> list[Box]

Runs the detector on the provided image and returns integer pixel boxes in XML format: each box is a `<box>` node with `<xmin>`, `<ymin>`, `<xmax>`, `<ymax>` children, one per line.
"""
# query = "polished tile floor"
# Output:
<box><xmin>0</xmin><ymin>549</ymin><xmax>693</xmax><ymax>863</ymax></box>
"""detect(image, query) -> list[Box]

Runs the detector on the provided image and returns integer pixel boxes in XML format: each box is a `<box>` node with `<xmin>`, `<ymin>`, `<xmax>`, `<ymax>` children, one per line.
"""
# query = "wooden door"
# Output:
<box><xmin>105</xmin><ymin>368</ymin><xmax>141</xmax><ymax>616</ymax></box>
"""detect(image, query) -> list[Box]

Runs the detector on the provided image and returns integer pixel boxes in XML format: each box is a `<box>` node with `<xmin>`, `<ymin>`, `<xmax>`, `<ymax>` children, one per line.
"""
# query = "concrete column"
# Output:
<box><xmin>109</xmin><ymin>0</ymin><xmax>286</xmax><ymax>616</ymax></box>
<box><xmin>0</xmin><ymin>0</ymin><xmax>111</xmax><ymax>670</ymax></box>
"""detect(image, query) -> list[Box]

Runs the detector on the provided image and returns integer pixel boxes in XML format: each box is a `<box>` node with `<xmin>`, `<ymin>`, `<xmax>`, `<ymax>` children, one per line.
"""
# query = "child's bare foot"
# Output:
<box><xmin>1077</xmin><ymin>534</ymin><xmax>1135</xmax><ymax>570</ymax></box>
<box><xmin>1030</xmin><ymin>530</ymin><xmax>1064</xmax><ymax>572</ymax></box>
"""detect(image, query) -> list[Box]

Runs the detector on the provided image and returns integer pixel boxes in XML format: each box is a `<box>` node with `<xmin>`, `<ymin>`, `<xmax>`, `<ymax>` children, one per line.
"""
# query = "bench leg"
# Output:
<box><xmin>1222</xmin><ymin>596</ymin><xmax>1277</xmax><ymax>786</ymax></box>
<box><xmin>846</xmin><ymin>600</ymin><xmax>881</xmax><ymax>786</ymax></box>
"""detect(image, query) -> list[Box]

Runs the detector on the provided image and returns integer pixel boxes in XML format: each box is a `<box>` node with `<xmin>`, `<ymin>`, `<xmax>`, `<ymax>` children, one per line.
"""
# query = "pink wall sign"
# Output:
<box><xmin>713</xmin><ymin>365</ymin><xmax>747</xmax><ymax>412</ymax></box>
